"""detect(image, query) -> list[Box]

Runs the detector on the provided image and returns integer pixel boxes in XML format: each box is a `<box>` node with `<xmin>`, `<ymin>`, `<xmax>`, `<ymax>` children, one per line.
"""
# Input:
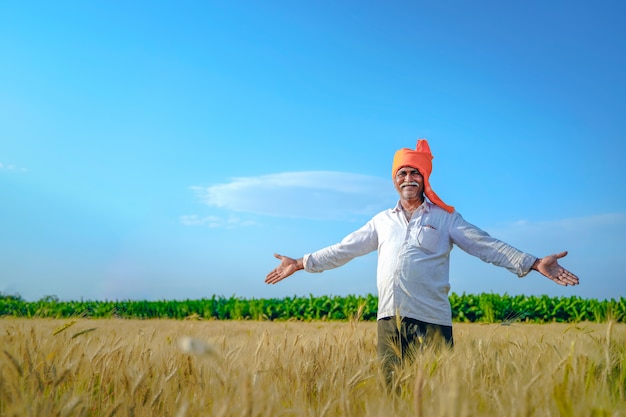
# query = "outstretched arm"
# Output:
<box><xmin>265</xmin><ymin>253</ymin><xmax>304</xmax><ymax>285</ymax></box>
<box><xmin>531</xmin><ymin>251</ymin><xmax>579</xmax><ymax>286</ymax></box>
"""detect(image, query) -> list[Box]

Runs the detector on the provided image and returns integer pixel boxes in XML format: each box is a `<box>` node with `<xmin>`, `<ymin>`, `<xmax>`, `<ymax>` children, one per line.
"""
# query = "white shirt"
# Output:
<box><xmin>303</xmin><ymin>201</ymin><xmax>537</xmax><ymax>326</ymax></box>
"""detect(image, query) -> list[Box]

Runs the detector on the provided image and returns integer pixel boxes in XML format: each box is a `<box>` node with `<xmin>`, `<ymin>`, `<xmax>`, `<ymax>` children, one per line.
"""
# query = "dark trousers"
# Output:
<box><xmin>377</xmin><ymin>316</ymin><xmax>453</xmax><ymax>387</ymax></box>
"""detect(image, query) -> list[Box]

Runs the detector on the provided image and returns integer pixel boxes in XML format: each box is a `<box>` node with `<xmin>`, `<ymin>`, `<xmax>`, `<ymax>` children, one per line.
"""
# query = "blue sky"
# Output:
<box><xmin>1</xmin><ymin>1</ymin><xmax>625</xmax><ymax>302</ymax></box>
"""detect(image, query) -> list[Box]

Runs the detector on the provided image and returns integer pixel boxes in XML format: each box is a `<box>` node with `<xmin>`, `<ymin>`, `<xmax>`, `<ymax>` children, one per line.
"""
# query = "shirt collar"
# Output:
<box><xmin>393</xmin><ymin>200</ymin><xmax>431</xmax><ymax>214</ymax></box>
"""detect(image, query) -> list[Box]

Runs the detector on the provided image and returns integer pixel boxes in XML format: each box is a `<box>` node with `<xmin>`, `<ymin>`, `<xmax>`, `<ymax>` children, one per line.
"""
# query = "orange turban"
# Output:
<box><xmin>392</xmin><ymin>139</ymin><xmax>454</xmax><ymax>213</ymax></box>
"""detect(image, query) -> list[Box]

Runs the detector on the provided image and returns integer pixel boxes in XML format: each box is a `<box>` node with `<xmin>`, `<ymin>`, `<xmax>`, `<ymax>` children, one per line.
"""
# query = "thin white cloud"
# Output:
<box><xmin>486</xmin><ymin>212</ymin><xmax>626</xmax><ymax>254</ymax></box>
<box><xmin>190</xmin><ymin>171</ymin><xmax>396</xmax><ymax>220</ymax></box>
<box><xmin>0</xmin><ymin>162</ymin><xmax>28</xmax><ymax>173</ymax></box>
<box><xmin>180</xmin><ymin>214</ymin><xmax>256</xmax><ymax>228</ymax></box>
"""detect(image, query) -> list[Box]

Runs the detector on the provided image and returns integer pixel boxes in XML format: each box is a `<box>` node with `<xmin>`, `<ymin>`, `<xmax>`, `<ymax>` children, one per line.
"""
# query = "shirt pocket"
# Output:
<box><xmin>416</xmin><ymin>226</ymin><xmax>441</xmax><ymax>254</ymax></box>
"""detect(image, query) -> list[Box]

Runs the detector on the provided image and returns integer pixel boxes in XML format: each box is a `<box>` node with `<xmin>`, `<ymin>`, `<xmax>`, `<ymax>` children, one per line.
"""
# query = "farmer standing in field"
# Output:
<box><xmin>265</xmin><ymin>139</ymin><xmax>579</xmax><ymax>385</ymax></box>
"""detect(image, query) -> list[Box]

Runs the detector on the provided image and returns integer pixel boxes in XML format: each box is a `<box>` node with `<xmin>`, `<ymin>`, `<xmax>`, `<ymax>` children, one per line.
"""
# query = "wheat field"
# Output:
<box><xmin>1</xmin><ymin>318</ymin><xmax>624</xmax><ymax>417</ymax></box>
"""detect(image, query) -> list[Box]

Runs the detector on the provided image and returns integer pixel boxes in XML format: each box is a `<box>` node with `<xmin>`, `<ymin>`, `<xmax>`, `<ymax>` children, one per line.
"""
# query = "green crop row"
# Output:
<box><xmin>448</xmin><ymin>293</ymin><xmax>625</xmax><ymax>323</ymax></box>
<box><xmin>0</xmin><ymin>293</ymin><xmax>624</xmax><ymax>323</ymax></box>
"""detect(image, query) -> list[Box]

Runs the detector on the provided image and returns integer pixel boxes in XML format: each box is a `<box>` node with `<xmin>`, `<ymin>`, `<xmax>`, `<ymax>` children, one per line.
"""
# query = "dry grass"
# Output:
<box><xmin>1</xmin><ymin>318</ymin><xmax>624</xmax><ymax>416</ymax></box>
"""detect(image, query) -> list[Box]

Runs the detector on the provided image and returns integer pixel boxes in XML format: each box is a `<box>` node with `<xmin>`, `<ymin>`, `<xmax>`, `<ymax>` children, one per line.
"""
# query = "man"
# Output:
<box><xmin>265</xmin><ymin>139</ymin><xmax>579</xmax><ymax>384</ymax></box>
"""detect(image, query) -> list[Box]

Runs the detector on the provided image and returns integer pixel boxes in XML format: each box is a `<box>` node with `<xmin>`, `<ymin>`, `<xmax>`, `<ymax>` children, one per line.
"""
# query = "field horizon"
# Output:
<box><xmin>2</xmin><ymin>292</ymin><xmax>623</xmax><ymax>323</ymax></box>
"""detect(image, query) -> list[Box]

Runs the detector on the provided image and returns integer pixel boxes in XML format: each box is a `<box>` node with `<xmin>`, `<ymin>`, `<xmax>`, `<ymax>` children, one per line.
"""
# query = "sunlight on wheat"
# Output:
<box><xmin>0</xmin><ymin>318</ymin><xmax>624</xmax><ymax>416</ymax></box>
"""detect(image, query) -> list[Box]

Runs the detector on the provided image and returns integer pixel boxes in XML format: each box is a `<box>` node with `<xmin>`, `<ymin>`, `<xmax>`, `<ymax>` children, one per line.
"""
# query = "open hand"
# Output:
<box><xmin>265</xmin><ymin>254</ymin><xmax>303</xmax><ymax>285</ymax></box>
<box><xmin>533</xmin><ymin>251</ymin><xmax>579</xmax><ymax>286</ymax></box>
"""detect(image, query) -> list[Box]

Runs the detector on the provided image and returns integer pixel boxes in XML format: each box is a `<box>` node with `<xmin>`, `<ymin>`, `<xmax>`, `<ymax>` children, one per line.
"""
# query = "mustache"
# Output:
<box><xmin>401</xmin><ymin>182</ymin><xmax>421</xmax><ymax>188</ymax></box>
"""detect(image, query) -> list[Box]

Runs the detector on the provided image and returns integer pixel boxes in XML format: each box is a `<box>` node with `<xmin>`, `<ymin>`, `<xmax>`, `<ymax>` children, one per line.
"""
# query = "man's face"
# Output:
<box><xmin>394</xmin><ymin>166</ymin><xmax>424</xmax><ymax>201</ymax></box>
